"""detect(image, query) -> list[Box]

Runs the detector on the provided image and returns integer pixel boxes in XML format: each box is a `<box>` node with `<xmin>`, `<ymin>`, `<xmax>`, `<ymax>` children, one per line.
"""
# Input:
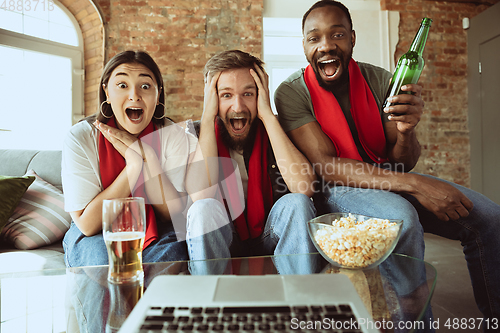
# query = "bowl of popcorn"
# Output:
<box><xmin>307</xmin><ymin>213</ymin><xmax>402</xmax><ymax>269</ymax></box>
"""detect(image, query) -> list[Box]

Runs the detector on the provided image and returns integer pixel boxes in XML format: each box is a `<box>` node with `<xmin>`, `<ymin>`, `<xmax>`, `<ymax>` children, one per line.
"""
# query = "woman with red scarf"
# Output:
<box><xmin>62</xmin><ymin>51</ymin><xmax>196</xmax><ymax>267</ymax></box>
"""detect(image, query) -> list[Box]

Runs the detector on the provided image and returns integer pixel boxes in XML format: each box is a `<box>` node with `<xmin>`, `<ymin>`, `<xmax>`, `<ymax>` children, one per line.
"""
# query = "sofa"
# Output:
<box><xmin>0</xmin><ymin>122</ymin><xmax>199</xmax><ymax>275</ymax></box>
<box><xmin>0</xmin><ymin>149</ymin><xmax>68</xmax><ymax>274</ymax></box>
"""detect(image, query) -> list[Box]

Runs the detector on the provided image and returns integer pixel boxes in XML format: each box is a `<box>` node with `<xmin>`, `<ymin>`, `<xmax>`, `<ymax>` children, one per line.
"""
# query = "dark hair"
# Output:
<box><xmin>302</xmin><ymin>0</ymin><xmax>353</xmax><ymax>32</ymax></box>
<box><xmin>97</xmin><ymin>50</ymin><xmax>166</xmax><ymax>126</ymax></box>
<box><xmin>203</xmin><ymin>50</ymin><xmax>265</xmax><ymax>82</ymax></box>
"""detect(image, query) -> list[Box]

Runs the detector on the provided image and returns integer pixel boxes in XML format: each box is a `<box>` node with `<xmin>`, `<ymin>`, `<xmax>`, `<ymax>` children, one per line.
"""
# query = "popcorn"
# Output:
<box><xmin>314</xmin><ymin>214</ymin><xmax>399</xmax><ymax>268</ymax></box>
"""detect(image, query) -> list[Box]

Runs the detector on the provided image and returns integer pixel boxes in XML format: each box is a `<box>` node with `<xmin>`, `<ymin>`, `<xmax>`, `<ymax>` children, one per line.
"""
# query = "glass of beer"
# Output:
<box><xmin>106</xmin><ymin>279</ymin><xmax>144</xmax><ymax>332</ymax></box>
<box><xmin>103</xmin><ymin>197</ymin><xmax>146</xmax><ymax>284</ymax></box>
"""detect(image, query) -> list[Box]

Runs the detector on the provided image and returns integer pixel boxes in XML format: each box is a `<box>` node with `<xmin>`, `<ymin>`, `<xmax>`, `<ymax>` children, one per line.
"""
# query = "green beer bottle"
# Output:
<box><xmin>383</xmin><ymin>18</ymin><xmax>432</xmax><ymax>108</ymax></box>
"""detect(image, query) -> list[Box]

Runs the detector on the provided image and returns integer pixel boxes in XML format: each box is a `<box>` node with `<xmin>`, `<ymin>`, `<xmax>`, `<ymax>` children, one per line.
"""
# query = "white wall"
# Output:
<box><xmin>263</xmin><ymin>0</ymin><xmax>399</xmax><ymax>71</ymax></box>
<box><xmin>263</xmin><ymin>0</ymin><xmax>400</xmax><ymax>112</ymax></box>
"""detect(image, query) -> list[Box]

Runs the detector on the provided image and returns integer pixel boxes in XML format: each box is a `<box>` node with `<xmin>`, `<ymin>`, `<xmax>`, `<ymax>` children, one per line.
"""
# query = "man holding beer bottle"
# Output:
<box><xmin>275</xmin><ymin>0</ymin><xmax>500</xmax><ymax>327</ymax></box>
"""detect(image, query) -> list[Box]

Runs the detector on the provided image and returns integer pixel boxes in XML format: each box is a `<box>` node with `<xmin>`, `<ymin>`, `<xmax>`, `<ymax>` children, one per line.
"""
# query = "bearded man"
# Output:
<box><xmin>275</xmin><ymin>0</ymin><xmax>500</xmax><ymax>326</ymax></box>
<box><xmin>185</xmin><ymin>50</ymin><xmax>319</xmax><ymax>273</ymax></box>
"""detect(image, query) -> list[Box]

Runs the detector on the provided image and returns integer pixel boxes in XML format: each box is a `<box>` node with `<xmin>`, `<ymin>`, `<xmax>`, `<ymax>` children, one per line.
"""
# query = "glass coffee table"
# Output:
<box><xmin>0</xmin><ymin>253</ymin><xmax>436</xmax><ymax>333</ymax></box>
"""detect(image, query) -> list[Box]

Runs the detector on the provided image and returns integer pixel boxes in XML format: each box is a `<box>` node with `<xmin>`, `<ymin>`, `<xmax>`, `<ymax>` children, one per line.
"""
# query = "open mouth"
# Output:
<box><xmin>318</xmin><ymin>59</ymin><xmax>340</xmax><ymax>79</ymax></box>
<box><xmin>229</xmin><ymin>117</ymin><xmax>248</xmax><ymax>134</ymax></box>
<box><xmin>126</xmin><ymin>107</ymin><xmax>144</xmax><ymax>123</ymax></box>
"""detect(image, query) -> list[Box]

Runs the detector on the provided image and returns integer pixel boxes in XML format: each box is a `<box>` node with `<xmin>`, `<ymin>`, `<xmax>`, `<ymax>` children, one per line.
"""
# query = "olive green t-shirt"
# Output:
<box><xmin>274</xmin><ymin>62</ymin><xmax>392</xmax><ymax>163</ymax></box>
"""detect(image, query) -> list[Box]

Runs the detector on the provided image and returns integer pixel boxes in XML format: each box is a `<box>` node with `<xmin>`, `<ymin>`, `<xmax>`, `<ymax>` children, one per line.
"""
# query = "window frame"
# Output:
<box><xmin>0</xmin><ymin>0</ymin><xmax>85</xmax><ymax>124</ymax></box>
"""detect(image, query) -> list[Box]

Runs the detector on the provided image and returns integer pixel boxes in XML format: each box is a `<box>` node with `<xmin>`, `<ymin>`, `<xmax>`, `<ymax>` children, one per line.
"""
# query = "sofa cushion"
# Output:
<box><xmin>0</xmin><ymin>175</ymin><xmax>35</xmax><ymax>232</ymax></box>
<box><xmin>0</xmin><ymin>244</ymin><xmax>65</xmax><ymax>274</ymax></box>
<box><xmin>0</xmin><ymin>170</ymin><xmax>71</xmax><ymax>250</ymax></box>
<box><xmin>0</xmin><ymin>150</ymin><xmax>63</xmax><ymax>191</ymax></box>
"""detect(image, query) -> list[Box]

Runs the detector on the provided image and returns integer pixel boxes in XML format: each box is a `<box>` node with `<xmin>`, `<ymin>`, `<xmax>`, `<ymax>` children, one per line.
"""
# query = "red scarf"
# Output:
<box><xmin>215</xmin><ymin>121</ymin><xmax>273</xmax><ymax>240</ymax></box>
<box><xmin>98</xmin><ymin>118</ymin><xmax>159</xmax><ymax>249</ymax></box>
<box><xmin>304</xmin><ymin>59</ymin><xmax>388</xmax><ymax>164</ymax></box>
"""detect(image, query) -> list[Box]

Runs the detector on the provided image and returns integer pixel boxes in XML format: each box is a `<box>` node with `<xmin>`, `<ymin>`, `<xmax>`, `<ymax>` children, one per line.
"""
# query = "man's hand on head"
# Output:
<box><xmin>249</xmin><ymin>64</ymin><xmax>274</xmax><ymax>122</ymax></box>
<box><xmin>202</xmin><ymin>71</ymin><xmax>221</xmax><ymax>126</ymax></box>
<box><xmin>384</xmin><ymin>84</ymin><xmax>424</xmax><ymax>134</ymax></box>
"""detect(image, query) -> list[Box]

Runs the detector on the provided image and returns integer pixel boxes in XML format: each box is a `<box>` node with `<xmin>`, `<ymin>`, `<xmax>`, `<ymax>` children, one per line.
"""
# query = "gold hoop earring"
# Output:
<box><xmin>100</xmin><ymin>101</ymin><xmax>113</xmax><ymax>119</ymax></box>
<box><xmin>153</xmin><ymin>102</ymin><xmax>167</xmax><ymax>120</ymax></box>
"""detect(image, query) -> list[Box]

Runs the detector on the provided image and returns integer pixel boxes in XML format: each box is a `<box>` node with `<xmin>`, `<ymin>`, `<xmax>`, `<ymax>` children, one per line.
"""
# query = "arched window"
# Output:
<box><xmin>0</xmin><ymin>0</ymin><xmax>84</xmax><ymax>150</ymax></box>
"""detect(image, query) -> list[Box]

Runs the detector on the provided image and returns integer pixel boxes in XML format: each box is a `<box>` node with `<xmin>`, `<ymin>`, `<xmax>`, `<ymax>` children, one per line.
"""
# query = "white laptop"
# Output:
<box><xmin>118</xmin><ymin>274</ymin><xmax>378</xmax><ymax>333</ymax></box>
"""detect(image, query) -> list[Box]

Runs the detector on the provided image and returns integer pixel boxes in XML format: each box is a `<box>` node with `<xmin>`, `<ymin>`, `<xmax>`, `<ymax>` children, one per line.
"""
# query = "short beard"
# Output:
<box><xmin>312</xmin><ymin>50</ymin><xmax>352</xmax><ymax>92</ymax></box>
<box><xmin>315</xmin><ymin>66</ymin><xmax>349</xmax><ymax>92</ymax></box>
<box><xmin>216</xmin><ymin>116</ymin><xmax>259</xmax><ymax>152</ymax></box>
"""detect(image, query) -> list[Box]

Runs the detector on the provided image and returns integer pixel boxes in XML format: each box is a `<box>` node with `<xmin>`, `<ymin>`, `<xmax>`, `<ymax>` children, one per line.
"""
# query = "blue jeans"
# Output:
<box><xmin>63</xmin><ymin>220</ymin><xmax>188</xmax><ymax>267</ymax></box>
<box><xmin>316</xmin><ymin>173</ymin><xmax>500</xmax><ymax>328</ymax></box>
<box><xmin>186</xmin><ymin>193</ymin><xmax>322</xmax><ymax>275</ymax></box>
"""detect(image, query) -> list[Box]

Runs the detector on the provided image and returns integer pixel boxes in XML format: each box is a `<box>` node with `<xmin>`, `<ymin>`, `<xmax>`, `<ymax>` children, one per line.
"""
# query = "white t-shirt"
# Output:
<box><xmin>62</xmin><ymin>120</ymin><xmax>198</xmax><ymax>212</ymax></box>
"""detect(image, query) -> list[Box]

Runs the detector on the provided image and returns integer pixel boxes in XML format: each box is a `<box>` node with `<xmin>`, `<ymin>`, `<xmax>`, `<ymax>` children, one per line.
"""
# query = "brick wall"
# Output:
<box><xmin>60</xmin><ymin>0</ymin><xmax>499</xmax><ymax>187</ymax></box>
<box><xmin>381</xmin><ymin>0</ymin><xmax>499</xmax><ymax>187</ymax></box>
<box><xmin>93</xmin><ymin>0</ymin><xmax>263</xmax><ymax>122</ymax></box>
<box><xmin>60</xmin><ymin>0</ymin><xmax>263</xmax><ymax>121</ymax></box>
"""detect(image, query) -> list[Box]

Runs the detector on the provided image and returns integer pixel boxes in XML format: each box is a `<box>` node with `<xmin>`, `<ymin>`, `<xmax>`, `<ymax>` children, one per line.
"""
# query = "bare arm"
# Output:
<box><xmin>101</xmin><ymin>121</ymin><xmax>186</xmax><ymax>223</ymax></box>
<box><xmin>185</xmin><ymin>72</ymin><xmax>221</xmax><ymax>201</ymax></box>
<box><xmin>288</xmin><ymin>122</ymin><xmax>410</xmax><ymax>192</ymax></box>
<box><xmin>73</xmin><ymin>121</ymin><xmax>184</xmax><ymax>236</ymax></box>
<box><xmin>288</xmin><ymin>121</ymin><xmax>473</xmax><ymax>221</ymax></box>
<box><xmin>140</xmin><ymin>144</ymin><xmax>186</xmax><ymax>221</ymax></box>
<box><xmin>70</xmin><ymin>159</ymin><xmax>142</xmax><ymax>236</ymax></box>
<box><xmin>250</xmin><ymin>66</ymin><xmax>315</xmax><ymax>196</ymax></box>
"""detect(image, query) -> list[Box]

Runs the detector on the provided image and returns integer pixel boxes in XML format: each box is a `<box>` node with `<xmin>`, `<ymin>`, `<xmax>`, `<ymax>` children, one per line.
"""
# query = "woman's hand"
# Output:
<box><xmin>94</xmin><ymin>120</ymin><xmax>137</xmax><ymax>156</ymax></box>
<box><xmin>94</xmin><ymin>120</ymin><xmax>148</xmax><ymax>168</ymax></box>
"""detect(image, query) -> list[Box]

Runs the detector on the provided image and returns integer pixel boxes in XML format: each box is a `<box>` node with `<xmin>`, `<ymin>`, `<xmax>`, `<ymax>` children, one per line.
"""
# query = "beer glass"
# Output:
<box><xmin>106</xmin><ymin>279</ymin><xmax>144</xmax><ymax>332</ymax></box>
<box><xmin>103</xmin><ymin>197</ymin><xmax>146</xmax><ymax>283</ymax></box>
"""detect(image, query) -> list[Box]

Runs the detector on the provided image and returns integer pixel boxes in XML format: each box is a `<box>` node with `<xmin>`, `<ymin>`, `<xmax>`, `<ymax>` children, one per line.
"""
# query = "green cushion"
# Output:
<box><xmin>0</xmin><ymin>176</ymin><xmax>35</xmax><ymax>233</ymax></box>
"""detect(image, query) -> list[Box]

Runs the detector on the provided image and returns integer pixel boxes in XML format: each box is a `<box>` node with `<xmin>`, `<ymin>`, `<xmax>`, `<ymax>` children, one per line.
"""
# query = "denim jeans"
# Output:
<box><xmin>316</xmin><ymin>173</ymin><xmax>500</xmax><ymax>328</ymax></box>
<box><xmin>63</xmin><ymin>220</ymin><xmax>188</xmax><ymax>268</ymax></box>
<box><xmin>186</xmin><ymin>193</ymin><xmax>322</xmax><ymax>275</ymax></box>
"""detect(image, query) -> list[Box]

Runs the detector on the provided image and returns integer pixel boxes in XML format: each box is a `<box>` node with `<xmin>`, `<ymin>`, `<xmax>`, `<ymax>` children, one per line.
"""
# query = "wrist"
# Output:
<box><xmin>143</xmin><ymin>147</ymin><xmax>160</xmax><ymax>165</ymax></box>
<box><xmin>125</xmin><ymin>156</ymin><xmax>143</xmax><ymax>177</ymax></box>
<box><xmin>397</xmin><ymin>127</ymin><xmax>419</xmax><ymax>145</ymax></box>
<box><xmin>393</xmin><ymin>172</ymin><xmax>418</xmax><ymax>194</ymax></box>
<box><xmin>201</xmin><ymin>116</ymin><xmax>216</xmax><ymax>129</ymax></box>
<box><xmin>259</xmin><ymin>111</ymin><xmax>277</xmax><ymax>126</ymax></box>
